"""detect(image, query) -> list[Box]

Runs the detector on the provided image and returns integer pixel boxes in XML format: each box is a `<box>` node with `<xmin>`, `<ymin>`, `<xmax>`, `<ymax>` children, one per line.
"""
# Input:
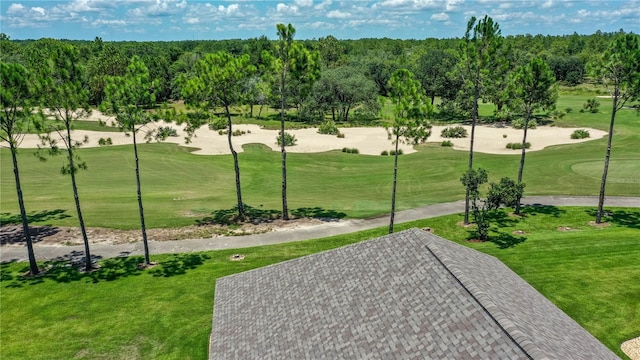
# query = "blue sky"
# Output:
<box><xmin>1</xmin><ymin>0</ymin><xmax>638</xmax><ymax>41</ymax></box>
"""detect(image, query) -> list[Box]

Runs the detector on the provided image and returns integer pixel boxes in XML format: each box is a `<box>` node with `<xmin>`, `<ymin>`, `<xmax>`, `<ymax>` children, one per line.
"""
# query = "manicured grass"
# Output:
<box><xmin>1</xmin><ymin>206</ymin><xmax>638</xmax><ymax>359</ymax></box>
<box><xmin>1</xmin><ymin>94</ymin><xmax>638</xmax><ymax>229</ymax></box>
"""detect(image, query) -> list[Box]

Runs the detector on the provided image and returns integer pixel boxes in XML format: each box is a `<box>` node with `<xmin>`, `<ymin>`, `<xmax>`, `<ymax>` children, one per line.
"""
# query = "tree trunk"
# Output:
<box><xmin>516</xmin><ymin>109</ymin><xmax>531</xmax><ymax>215</ymax></box>
<box><xmin>258</xmin><ymin>103</ymin><xmax>264</xmax><ymax>118</ymax></box>
<box><xmin>280</xmin><ymin>73</ymin><xmax>289</xmax><ymax>220</ymax></box>
<box><xmin>10</xmin><ymin>143</ymin><xmax>39</xmax><ymax>275</ymax></box>
<box><xmin>389</xmin><ymin>134</ymin><xmax>400</xmax><ymax>234</ymax></box>
<box><xmin>249</xmin><ymin>101</ymin><xmax>254</xmax><ymax>118</ymax></box>
<box><xmin>464</xmin><ymin>89</ymin><xmax>479</xmax><ymax>224</ymax></box>
<box><xmin>65</xmin><ymin>122</ymin><xmax>92</xmax><ymax>272</ymax></box>
<box><xmin>133</xmin><ymin>130</ymin><xmax>151</xmax><ymax>265</ymax></box>
<box><xmin>226</xmin><ymin>105</ymin><xmax>245</xmax><ymax>219</ymax></box>
<box><xmin>431</xmin><ymin>95</ymin><xmax>435</xmax><ymax>105</ymax></box>
<box><xmin>596</xmin><ymin>93</ymin><xmax>618</xmax><ymax>223</ymax></box>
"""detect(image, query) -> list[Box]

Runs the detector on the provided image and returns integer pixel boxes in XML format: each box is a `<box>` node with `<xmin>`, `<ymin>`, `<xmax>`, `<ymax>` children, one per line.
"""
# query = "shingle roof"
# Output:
<box><xmin>210</xmin><ymin>228</ymin><xmax>619</xmax><ymax>360</ymax></box>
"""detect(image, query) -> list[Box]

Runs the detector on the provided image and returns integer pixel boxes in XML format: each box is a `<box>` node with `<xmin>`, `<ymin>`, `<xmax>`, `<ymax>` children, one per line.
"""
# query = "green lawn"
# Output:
<box><xmin>2</xmin><ymin>94</ymin><xmax>638</xmax><ymax>229</ymax></box>
<box><xmin>1</xmin><ymin>206</ymin><xmax>638</xmax><ymax>359</ymax></box>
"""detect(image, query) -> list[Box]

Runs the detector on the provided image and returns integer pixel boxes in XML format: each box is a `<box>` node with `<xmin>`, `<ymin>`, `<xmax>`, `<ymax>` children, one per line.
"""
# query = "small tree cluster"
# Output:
<box><xmin>276</xmin><ymin>131</ymin><xmax>297</xmax><ymax>146</ymax></box>
<box><xmin>581</xmin><ymin>98</ymin><xmax>600</xmax><ymax>113</ymax></box>
<box><xmin>440</xmin><ymin>126</ymin><xmax>468</xmax><ymax>138</ymax></box>
<box><xmin>571</xmin><ymin>129</ymin><xmax>590</xmax><ymax>139</ymax></box>
<box><xmin>506</xmin><ymin>142</ymin><xmax>531</xmax><ymax>149</ymax></box>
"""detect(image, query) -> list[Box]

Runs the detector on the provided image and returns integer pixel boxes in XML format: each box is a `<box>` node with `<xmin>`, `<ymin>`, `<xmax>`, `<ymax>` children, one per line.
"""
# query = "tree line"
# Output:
<box><xmin>1</xmin><ymin>23</ymin><xmax>638</xmax><ymax>275</ymax></box>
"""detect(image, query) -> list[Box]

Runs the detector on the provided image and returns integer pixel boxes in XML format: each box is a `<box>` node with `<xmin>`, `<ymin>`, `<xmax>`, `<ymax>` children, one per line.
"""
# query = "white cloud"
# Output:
<box><xmin>276</xmin><ymin>3</ymin><xmax>299</xmax><ymax>14</ymax></box>
<box><xmin>295</xmin><ymin>0</ymin><xmax>314</xmax><ymax>7</ymax></box>
<box><xmin>327</xmin><ymin>10</ymin><xmax>351</xmax><ymax>19</ymax></box>
<box><xmin>445</xmin><ymin>0</ymin><xmax>464</xmax><ymax>11</ymax></box>
<box><xmin>7</xmin><ymin>3</ymin><xmax>25</xmax><ymax>14</ymax></box>
<box><xmin>374</xmin><ymin>0</ymin><xmax>439</xmax><ymax>10</ymax></box>
<box><xmin>218</xmin><ymin>4</ymin><xmax>240</xmax><ymax>15</ymax></box>
<box><xmin>128</xmin><ymin>0</ymin><xmax>187</xmax><ymax>17</ymax></box>
<box><xmin>431</xmin><ymin>12</ymin><xmax>449</xmax><ymax>21</ymax></box>
<box><xmin>314</xmin><ymin>0</ymin><xmax>332</xmax><ymax>10</ymax></box>
<box><xmin>32</xmin><ymin>7</ymin><xmax>46</xmax><ymax>16</ymax></box>
<box><xmin>94</xmin><ymin>19</ymin><xmax>127</xmax><ymax>26</ymax></box>
<box><xmin>541</xmin><ymin>0</ymin><xmax>554</xmax><ymax>9</ymax></box>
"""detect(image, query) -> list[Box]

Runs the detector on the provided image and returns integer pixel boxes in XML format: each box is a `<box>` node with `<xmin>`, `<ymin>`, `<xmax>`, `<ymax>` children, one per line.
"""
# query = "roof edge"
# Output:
<box><xmin>415</xmin><ymin>228</ymin><xmax>549</xmax><ymax>360</ymax></box>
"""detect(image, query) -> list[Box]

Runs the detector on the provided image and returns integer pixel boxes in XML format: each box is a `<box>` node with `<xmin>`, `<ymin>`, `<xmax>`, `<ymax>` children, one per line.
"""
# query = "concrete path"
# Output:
<box><xmin>1</xmin><ymin>196</ymin><xmax>638</xmax><ymax>263</ymax></box>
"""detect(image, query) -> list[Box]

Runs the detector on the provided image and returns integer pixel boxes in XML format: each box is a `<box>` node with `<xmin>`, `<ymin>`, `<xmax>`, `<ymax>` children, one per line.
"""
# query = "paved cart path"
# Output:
<box><xmin>1</xmin><ymin>196</ymin><xmax>638</xmax><ymax>263</ymax></box>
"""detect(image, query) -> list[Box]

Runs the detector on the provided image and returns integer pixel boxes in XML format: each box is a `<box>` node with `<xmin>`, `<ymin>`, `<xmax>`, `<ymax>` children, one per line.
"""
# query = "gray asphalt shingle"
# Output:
<box><xmin>210</xmin><ymin>228</ymin><xmax>619</xmax><ymax>359</ymax></box>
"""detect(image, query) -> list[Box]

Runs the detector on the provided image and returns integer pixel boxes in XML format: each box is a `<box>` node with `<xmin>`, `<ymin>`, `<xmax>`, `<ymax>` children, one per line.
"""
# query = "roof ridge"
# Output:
<box><xmin>414</xmin><ymin>228</ymin><xmax>549</xmax><ymax>360</ymax></box>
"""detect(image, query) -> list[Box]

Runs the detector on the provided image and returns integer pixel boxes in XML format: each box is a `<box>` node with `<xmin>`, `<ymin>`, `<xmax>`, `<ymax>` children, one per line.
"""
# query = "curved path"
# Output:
<box><xmin>1</xmin><ymin>196</ymin><xmax>638</xmax><ymax>263</ymax></box>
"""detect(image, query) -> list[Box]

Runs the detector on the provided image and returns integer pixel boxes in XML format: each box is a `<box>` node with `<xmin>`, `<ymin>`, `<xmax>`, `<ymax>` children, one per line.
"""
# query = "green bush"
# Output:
<box><xmin>98</xmin><ymin>137</ymin><xmax>112</xmax><ymax>146</ymax></box>
<box><xmin>341</xmin><ymin>148</ymin><xmax>359</xmax><ymax>154</ymax></box>
<box><xmin>506</xmin><ymin>142</ymin><xmax>531</xmax><ymax>150</ymax></box>
<box><xmin>318</xmin><ymin>121</ymin><xmax>340</xmax><ymax>135</ymax></box>
<box><xmin>156</xmin><ymin>126</ymin><xmax>178</xmax><ymax>139</ymax></box>
<box><xmin>232</xmin><ymin>129</ymin><xmax>246</xmax><ymax>137</ymax></box>
<box><xmin>337</xmin><ymin>132</ymin><xmax>345</xmax><ymax>138</ymax></box>
<box><xmin>208</xmin><ymin>117</ymin><xmax>227</xmax><ymax>131</ymax></box>
<box><xmin>276</xmin><ymin>131</ymin><xmax>297</xmax><ymax>147</ymax></box>
<box><xmin>582</xmin><ymin>98</ymin><xmax>600</xmax><ymax>113</ymax></box>
<box><xmin>441</xmin><ymin>140</ymin><xmax>453</xmax><ymax>147</ymax></box>
<box><xmin>390</xmin><ymin>149</ymin><xmax>404</xmax><ymax>155</ymax></box>
<box><xmin>381</xmin><ymin>150</ymin><xmax>389</xmax><ymax>156</ymax></box>
<box><xmin>441</xmin><ymin>126</ymin><xmax>468</xmax><ymax>138</ymax></box>
<box><xmin>571</xmin><ymin>129</ymin><xmax>590</xmax><ymax>139</ymax></box>
<box><xmin>511</xmin><ymin>118</ymin><xmax>538</xmax><ymax>129</ymax></box>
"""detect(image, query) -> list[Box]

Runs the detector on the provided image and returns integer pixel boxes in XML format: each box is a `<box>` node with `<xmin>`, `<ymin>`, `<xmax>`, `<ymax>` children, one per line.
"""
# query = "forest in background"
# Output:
<box><xmin>0</xmin><ymin>30</ymin><xmax>631</xmax><ymax>121</ymax></box>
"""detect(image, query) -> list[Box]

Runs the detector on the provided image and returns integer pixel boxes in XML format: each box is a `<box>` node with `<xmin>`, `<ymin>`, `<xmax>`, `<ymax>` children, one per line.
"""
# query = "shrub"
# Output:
<box><xmin>98</xmin><ymin>137</ymin><xmax>112</xmax><ymax>146</ymax></box>
<box><xmin>318</xmin><ymin>121</ymin><xmax>340</xmax><ymax>135</ymax></box>
<box><xmin>441</xmin><ymin>140</ymin><xmax>453</xmax><ymax>147</ymax></box>
<box><xmin>381</xmin><ymin>150</ymin><xmax>389</xmax><ymax>156</ymax></box>
<box><xmin>441</xmin><ymin>126</ymin><xmax>468</xmax><ymax>138</ymax></box>
<box><xmin>511</xmin><ymin>118</ymin><xmax>537</xmax><ymax>129</ymax></box>
<box><xmin>502</xmin><ymin>134</ymin><xmax>507</xmax><ymax>138</ymax></box>
<box><xmin>232</xmin><ymin>129</ymin><xmax>246</xmax><ymax>137</ymax></box>
<box><xmin>571</xmin><ymin>129</ymin><xmax>590</xmax><ymax>139</ymax></box>
<box><xmin>208</xmin><ymin>117</ymin><xmax>227</xmax><ymax>130</ymax></box>
<box><xmin>336</xmin><ymin>132</ymin><xmax>345</xmax><ymax>138</ymax></box>
<box><xmin>487</xmin><ymin>177</ymin><xmax>525</xmax><ymax>209</ymax></box>
<box><xmin>341</xmin><ymin>148</ymin><xmax>359</xmax><ymax>154</ymax></box>
<box><xmin>506</xmin><ymin>142</ymin><xmax>531</xmax><ymax>150</ymax></box>
<box><xmin>156</xmin><ymin>126</ymin><xmax>178</xmax><ymax>139</ymax></box>
<box><xmin>582</xmin><ymin>98</ymin><xmax>600</xmax><ymax>113</ymax></box>
<box><xmin>390</xmin><ymin>149</ymin><xmax>404</xmax><ymax>155</ymax></box>
<box><xmin>276</xmin><ymin>131</ymin><xmax>297</xmax><ymax>146</ymax></box>
<box><xmin>565</xmin><ymin>107</ymin><xmax>573</xmax><ymax>113</ymax></box>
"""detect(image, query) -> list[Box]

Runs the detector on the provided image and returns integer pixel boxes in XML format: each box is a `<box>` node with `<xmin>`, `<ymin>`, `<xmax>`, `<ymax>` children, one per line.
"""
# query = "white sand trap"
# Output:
<box><xmin>3</xmin><ymin>110</ymin><xmax>607</xmax><ymax>156</ymax></box>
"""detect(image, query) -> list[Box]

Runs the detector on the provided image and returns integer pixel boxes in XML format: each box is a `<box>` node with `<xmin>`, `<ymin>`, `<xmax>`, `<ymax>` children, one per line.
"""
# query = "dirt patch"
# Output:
<box><xmin>557</xmin><ymin>226</ymin><xmax>573</xmax><ymax>232</ymax></box>
<box><xmin>512</xmin><ymin>230</ymin><xmax>528</xmax><ymax>235</ymax></box>
<box><xmin>0</xmin><ymin>217</ymin><xmax>324</xmax><ymax>246</ymax></box>
<box><xmin>588</xmin><ymin>221</ymin><xmax>611</xmax><ymax>228</ymax></box>
<box><xmin>457</xmin><ymin>221</ymin><xmax>476</xmax><ymax>228</ymax></box>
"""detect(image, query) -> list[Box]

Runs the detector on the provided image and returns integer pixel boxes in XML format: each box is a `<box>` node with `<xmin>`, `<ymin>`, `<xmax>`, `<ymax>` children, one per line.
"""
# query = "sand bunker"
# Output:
<box><xmin>4</xmin><ymin>110</ymin><xmax>607</xmax><ymax>156</ymax></box>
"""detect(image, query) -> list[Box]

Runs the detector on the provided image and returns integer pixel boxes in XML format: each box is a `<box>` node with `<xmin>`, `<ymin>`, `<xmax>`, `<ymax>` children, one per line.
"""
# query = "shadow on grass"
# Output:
<box><xmin>490</xmin><ymin>232</ymin><xmax>527</xmax><ymax>249</ymax></box>
<box><xmin>291</xmin><ymin>207</ymin><xmax>346</xmax><ymax>222</ymax></box>
<box><xmin>0</xmin><ymin>209</ymin><xmax>71</xmax><ymax>225</ymax></box>
<box><xmin>149</xmin><ymin>253</ymin><xmax>211</xmax><ymax>277</ymax></box>
<box><xmin>486</xmin><ymin>210</ymin><xmax>520</xmax><ymax>228</ymax></box>
<box><xmin>584</xmin><ymin>208</ymin><xmax>640</xmax><ymax>229</ymax></box>
<box><xmin>196</xmin><ymin>204</ymin><xmax>281</xmax><ymax>226</ymax></box>
<box><xmin>0</xmin><ymin>225</ymin><xmax>60</xmax><ymax>245</ymax></box>
<box><xmin>196</xmin><ymin>204</ymin><xmax>346</xmax><ymax>226</ymax></box>
<box><xmin>1</xmin><ymin>252</ymin><xmax>209</xmax><ymax>287</ymax></box>
<box><xmin>520</xmin><ymin>205</ymin><xmax>567</xmax><ymax>218</ymax></box>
